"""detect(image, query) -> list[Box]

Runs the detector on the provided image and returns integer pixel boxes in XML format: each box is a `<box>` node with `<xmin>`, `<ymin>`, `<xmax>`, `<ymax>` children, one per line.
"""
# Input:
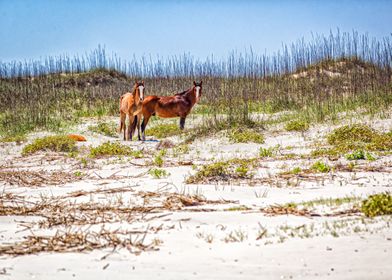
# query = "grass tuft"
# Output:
<box><xmin>149</xmin><ymin>168</ymin><xmax>170</xmax><ymax>179</ymax></box>
<box><xmin>311</xmin><ymin>161</ymin><xmax>330</xmax><ymax>173</ymax></box>
<box><xmin>146</xmin><ymin>124</ymin><xmax>182</xmax><ymax>139</ymax></box>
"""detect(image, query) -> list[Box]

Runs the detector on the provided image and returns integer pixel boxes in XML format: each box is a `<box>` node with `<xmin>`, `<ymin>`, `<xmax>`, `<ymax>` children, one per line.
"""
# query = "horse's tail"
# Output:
<box><xmin>67</xmin><ymin>134</ymin><xmax>87</xmax><ymax>142</ymax></box>
<box><xmin>131</xmin><ymin>115</ymin><xmax>138</xmax><ymax>132</ymax></box>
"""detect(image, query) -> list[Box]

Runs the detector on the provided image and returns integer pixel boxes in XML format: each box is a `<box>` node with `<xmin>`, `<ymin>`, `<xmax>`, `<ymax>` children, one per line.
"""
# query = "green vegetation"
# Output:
<box><xmin>225</xmin><ymin>206</ymin><xmax>251</xmax><ymax>211</ymax></box>
<box><xmin>146</xmin><ymin>123</ymin><xmax>182</xmax><ymax>139</ymax></box>
<box><xmin>22</xmin><ymin>135</ymin><xmax>77</xmax><ymax>156</ymax></box>
<box><xmin>345</xmin><ymin>150</ymin><xmax>376</xmax><ymax>161</ymax></box>
<box><xmin>312</xmin><ymin>124</ymin><xmax>392</xmax><ymax>158</ymax></box>
<box><xmin>153</xmin><ymin>149</ymin><xmax>167</xmax><ymax>167</ymax></box>
<box><xmin>186</xmin><ymin>158</ymin><xmax>257</xmax><ymax>183</ymax></box>
<box><xmin>89</xmin><ymin>141</ymin><xmax>140</xmax><ymax>158</ymax></box>
<box><xmin>284</xmin><ymin>120</ymin><xmax>309</xmax><ymax>132</ymax></box>
<box><xmin>228</xmin><ymin>128</ymin><xmax>265</xmax><ymax>143</ymax></box>
<box><xmin>311</xmin><ymin>161</ymin><xmax>330</xmax><ymax>173</ymax></box>
<box><xmin>149</xmin><ymin>168</ymin><xmax>170</xmax><ymax>179</ymax></box>
<box><xmin>259</xmin><ymin>146</ymin><xmax>279</xmax><ymax>158</ymax></box>
<box><xmin>88</xmin><ymin>122</ymin><xmax>118</xmax><ymax>137</ymax></box>
<box><xmin>361</xmin><ymin>193</ymin><xmax>392</xmax><ymax>217</ymax></box>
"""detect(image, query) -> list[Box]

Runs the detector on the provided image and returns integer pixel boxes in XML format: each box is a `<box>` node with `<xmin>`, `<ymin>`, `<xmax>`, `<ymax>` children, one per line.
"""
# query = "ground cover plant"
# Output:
<box><xmin>22</xmin><ymin>135</ymin><xmax>77</xmax><ymax>155</ymax></box>
<box><xmin>89</xmin><ymin>141</ymin><xmax>141</xmax><ymax>158</ymax></box>
<box><xmin>88</xmin><ymin>122</ymin><xmax>118</xmax><ymax>137</ymax></box>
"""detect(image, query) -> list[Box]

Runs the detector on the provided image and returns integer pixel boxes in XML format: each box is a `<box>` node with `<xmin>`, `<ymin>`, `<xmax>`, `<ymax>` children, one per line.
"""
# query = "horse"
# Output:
<box><xmin>140</xmin><ymin>81</ymin><xmax>202</xmax><ymax>140</ymax></box>
<box><xmin>118</xmin><ymin>81</ymin><xmax>145</xmax><ymax>141</ymax></box>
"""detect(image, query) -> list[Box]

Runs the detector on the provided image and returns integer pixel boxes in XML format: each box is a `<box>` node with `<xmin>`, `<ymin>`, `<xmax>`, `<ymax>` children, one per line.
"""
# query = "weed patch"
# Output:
<box><xmin>149</xmin><ymin>168</ymin><xmax>170</xmax><ymax>179</ymax></box>
<box><xmin>311</xmin><ymin>161</ymin><xmax>330</xmax><ymax>173</ymax></box>
<box><xmin>146</xmin><ymin>124</ymin><xmax>181</xmax><ymax>139</ymax></box>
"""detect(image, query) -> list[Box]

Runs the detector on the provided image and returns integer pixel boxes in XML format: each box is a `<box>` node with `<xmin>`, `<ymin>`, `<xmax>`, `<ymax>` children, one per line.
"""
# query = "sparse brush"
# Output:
<box><xmin>259</xmin><ymin>146</ymin><xmax>279</xmax><ymax>158</ymax></box>
<box><xmin>0</xmin><ymin>134</ymin><xmax>27</xmax><ymax>143</ymax></box>
<box><xmin>22</xmin><ymin>135</ymin><xmax>77</xmax><ymax>156</ymax></box>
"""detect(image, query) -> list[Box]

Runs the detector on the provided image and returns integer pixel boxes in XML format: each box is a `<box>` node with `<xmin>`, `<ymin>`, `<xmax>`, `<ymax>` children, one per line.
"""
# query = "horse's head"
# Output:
<box><xmin>193</xmin><ymin>80</ymin><xmax>202</xmax><ymax>103</ymax></box>
<box><xmin>133</xmin><ymin>80</ymin><xmax>145</xmax><ymax>102</ymax></box>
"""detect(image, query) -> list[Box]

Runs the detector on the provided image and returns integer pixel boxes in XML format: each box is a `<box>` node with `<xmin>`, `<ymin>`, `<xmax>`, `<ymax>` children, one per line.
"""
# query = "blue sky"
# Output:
<box><xmin>1</xmin><ymin>0</ymin><xmax>391</xmax><ymax>62</ymax></box>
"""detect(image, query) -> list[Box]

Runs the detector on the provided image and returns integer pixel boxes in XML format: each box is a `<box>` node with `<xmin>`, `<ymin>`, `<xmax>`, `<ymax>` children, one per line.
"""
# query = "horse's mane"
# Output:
<box><xmin>175</xmin><ymin>88</ymin><xmax>191</xmax><ymax>96</ymax></box>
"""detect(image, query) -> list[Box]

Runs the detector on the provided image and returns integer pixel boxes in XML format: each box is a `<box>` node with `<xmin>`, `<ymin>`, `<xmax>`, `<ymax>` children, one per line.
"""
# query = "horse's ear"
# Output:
<box><xmin>142</xmin><ymin>80</ymin><xmax>144</xmax><ymax>85</ymax></box>
<box><xmin>200</xmin><ymin>80</ymin><xmax>203</xmax><ymax>85</ymax></box>
<box><xmin>135</xmin><ymin>80</ymin><xmax>138</xmax><ymax>85</ymax></box>
<box><xmin>193</xmin><ymin>81</ymin><xmax>196</xmax><ymax>86</ymax></box>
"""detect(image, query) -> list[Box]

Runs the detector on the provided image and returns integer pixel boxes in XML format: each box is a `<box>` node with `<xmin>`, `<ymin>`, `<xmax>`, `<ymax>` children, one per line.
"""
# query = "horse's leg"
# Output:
<box><xmin>128</xmin><ymin>115</ymin><xmax>135</xmax><ymax>141</ymax></box>
<box><xmin>141</xmin><ymin>114</ymin><xmax>151</xmax><ymax>141</ymax></box>
<box><xmin>130</xmin><ymin>115</ymin><xmax>138</xmax><ymax>141</ymax></box>
<box><xmin>179</xmin><ymin>117</ymin><xmax>186</xmax><ymax>130</ymax></box>
<box><xmin>136</xmin><ymin>114</ymin><xmax>142</xmax><ymax>141</ymax></box>
<box><xmin>119</xmin><ymin>112</ymin><xmax>126</xmax><ymax>140</ymax></box>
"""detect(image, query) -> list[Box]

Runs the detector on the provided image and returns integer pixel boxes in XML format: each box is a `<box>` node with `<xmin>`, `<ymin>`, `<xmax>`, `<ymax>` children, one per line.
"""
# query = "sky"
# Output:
<box><xmin>1</xmin><ymin>0</ymin><xmax>391</xmax><ymax>62</ymax></box>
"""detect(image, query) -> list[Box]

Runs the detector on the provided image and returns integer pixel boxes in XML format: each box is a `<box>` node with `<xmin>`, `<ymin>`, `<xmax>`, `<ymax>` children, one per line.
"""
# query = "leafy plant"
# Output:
<box><xmin>146</xmin><ymin>124</ymin><xmax>181</xmax><ymax>139</ymax></box>
<box><xmin>311</xmin><ymin>161</ymin><xmax>330</xmax><ymax>173</ymax></box>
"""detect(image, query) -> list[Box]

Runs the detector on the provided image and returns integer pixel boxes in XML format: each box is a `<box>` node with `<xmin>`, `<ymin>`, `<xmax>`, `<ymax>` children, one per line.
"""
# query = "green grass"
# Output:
<box><xmin>22</xmin><ymin>135</ymin><xmax>77</xmax><ymax>156</ymax></box>
<box><xmin>149</xmin><ymin>168</ymin><xmax>170</xmax><ymax>179</ymax></box>
<box><xmin>88</xmin><ymin>122</ymin><xmax>118</xmax><ymax>137</ymax></box>
<box><xmin>361</xmin><ymin>193</ymin><xmax>392</xmax><ymax>217</ymax></box>
<box><xmin>153</xmin><ymin>149</ymin><xmax>167</xmax><ymax>167</ymax></box>
<box><xmin>284</xmin><ymin>120</ymin><xmax>309</xmax><ymax>132</ymax></box>
<box><xmin>228</xmin><ymin>128</ymin><xmax>265</xmax><ymax>143</ymax></box>
<box><xmin>89</xmin><ymin>141</ymin><xmax>140</xmax><ymax>158</ymax></box>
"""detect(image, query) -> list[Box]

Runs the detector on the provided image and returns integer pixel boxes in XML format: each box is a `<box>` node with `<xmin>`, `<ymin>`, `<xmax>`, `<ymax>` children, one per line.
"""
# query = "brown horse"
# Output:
<box><xmin>119</xmin><ymin>81</ymin><xmax>145</xmax><ymax>141</ymax></box>
<box><xmin>140</xmin><ymin>81</ymin><xmax>202</xmax><ymax>140</ymax></box>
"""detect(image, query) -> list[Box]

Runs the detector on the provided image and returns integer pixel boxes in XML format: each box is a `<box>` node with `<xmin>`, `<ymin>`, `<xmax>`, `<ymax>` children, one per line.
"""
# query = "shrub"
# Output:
<box><xmin>228</xmin><ymin>128</ymin><xmax>265</xmax><ymax>143</ymax></box>
<box><xmin>88</xmin><ymin>122</ymin><xmax>117</xmax><ymax>137</ymax></box>
<box><xmin>89</xmin><ymin>141</ymin><xmax>139</xmax><ymax>158</ymax></box>
<box><xmin>284</xmin><ymin>120</ymin><xmax>309</xmax><ymax>132</ymax></box>
<box><xmin>361</xmin><ymin>193</ymin><xmax>392</xmax><ymax>217</ymax></box>
<box><xmin>22</xmin><ymin>135</ymin><xmax>76</xmax><ymax>155</ymax></box>
<box><xmin>149</xmin><ymin>168</ymin><xmax>170</xmax><ymax>179</ymax></box>
<box><xmin>311</xmin><ymin>161</ymin><xmax>330</xmax><ymax>173</ymax></box>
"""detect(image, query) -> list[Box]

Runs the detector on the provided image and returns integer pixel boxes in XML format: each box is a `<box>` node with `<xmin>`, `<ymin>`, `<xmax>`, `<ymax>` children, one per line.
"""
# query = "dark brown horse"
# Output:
<box><xmin>140</xmin><ymin>81</ymin><xmax>202</xmax><ymax>140</ymax></box>
<box><xmin>118</xmin><ymin>81</ymin><xmax>145</xmax><ymax>141</ymax></box>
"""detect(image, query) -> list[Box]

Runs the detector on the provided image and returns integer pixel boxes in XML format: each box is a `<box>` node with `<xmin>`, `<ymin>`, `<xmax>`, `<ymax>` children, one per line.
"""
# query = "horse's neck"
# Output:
<box><xmin>132</xmin><ymin>88</ymin><xmax>140</xmax><ymax>104</ymax></box>
<box><xmin>183</xmin><ymin>89</ymin><xmax>196</xmax><ymax>105</ymax></box>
